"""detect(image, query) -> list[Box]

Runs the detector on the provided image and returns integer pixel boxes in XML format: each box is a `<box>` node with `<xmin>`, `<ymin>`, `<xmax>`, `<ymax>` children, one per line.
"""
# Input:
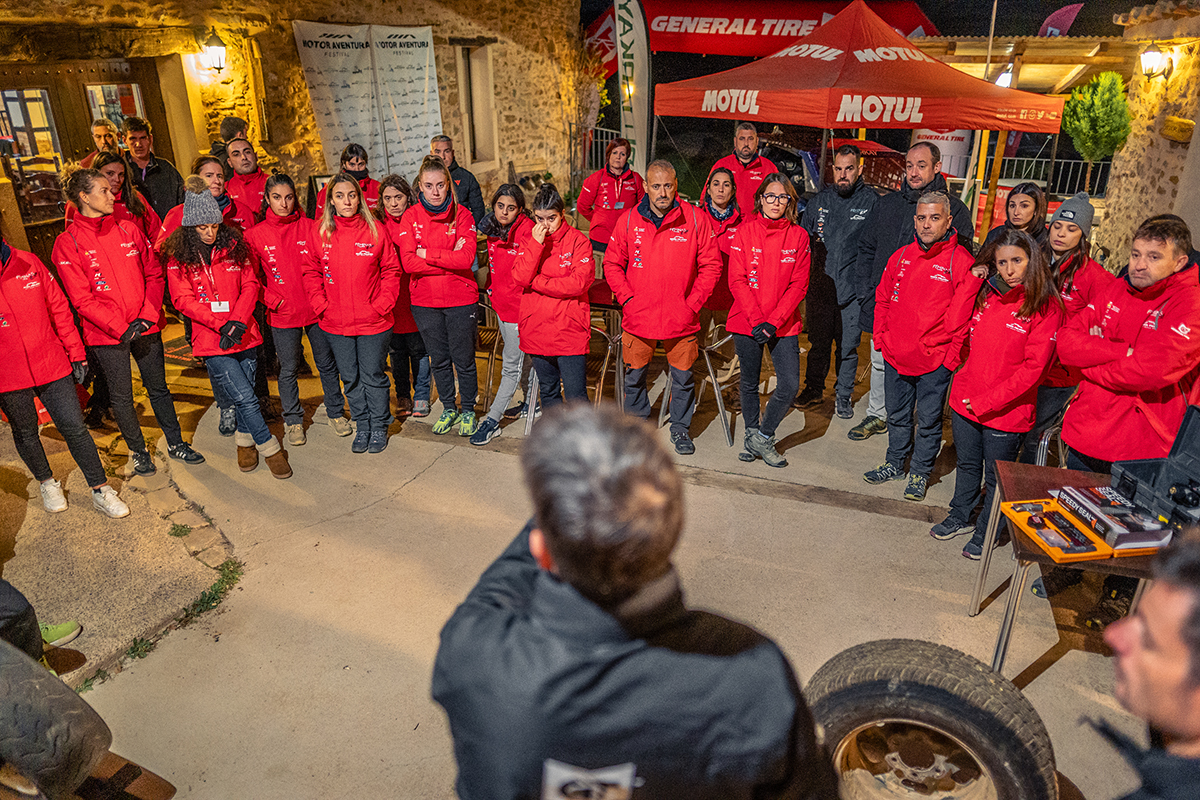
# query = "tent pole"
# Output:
<box><xmin>650</xmin><ymin>115</ymin><xmax>660</xmax><ymax>162</ymax></box>
<box><xmin>1045</xmin><ymin>133</ymin><xmax>1060</xmax><ymax>198</ymax></box>
<box><xmin>980</xmin><ymin>131</ymin><xmax>1007</xmax><ymax>238</ymax></box>
<box><xmin>961</xmin><ymin>131</ymin><xmax>982</xmax><ymax>205</ymax></box>
<box><xmin>818</xmin><ymin>128</ymin><xmax>830</xmax><ymax>187</ymax></box>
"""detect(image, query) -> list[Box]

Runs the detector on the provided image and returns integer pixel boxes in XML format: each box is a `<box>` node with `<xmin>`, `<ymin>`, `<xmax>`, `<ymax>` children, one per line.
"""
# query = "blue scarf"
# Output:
<box><xmin>705</xmin><ymin>196</ymin><xmax>735</xmax><ymax>222</ymax></box>
<box><xmin>217</xmin><ymin>193</ymin><xmax>231</xmax><ymax>212</ymax></box>
<box><xmin>420</xmin><ymin>192</ymin><xmax>452</xmax><ymax>215</ymax></box>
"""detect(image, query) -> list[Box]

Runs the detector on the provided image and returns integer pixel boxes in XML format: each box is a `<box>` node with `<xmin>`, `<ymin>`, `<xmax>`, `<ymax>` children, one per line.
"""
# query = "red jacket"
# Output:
<box><xmin>381</xmin><ymin>213</ymin><xmax>418</xmax><ymax>334</ymax></box>
<box><xmin>52</xmin><ymin>214</ymin><xmax>166</xmax><ymax>346</ymax></box>
<box><xmin>166</xmin><ymin>245</ymin><xmax>263</xmax><ymax>357</ymax></box>
<box><xmin>949</xmin><ymin>280</ymin><xmax>1063</xmax><ymax>433</ymax></box>
<box><xmin>66</xmin><ymin>195</ymin><xmax>161</xmax><ymax>245</ymax></box>
<box><xmin>604</xmin><ymin>199</ymin><xmax>722</xmax><ymax>340</ymax></box>
<box><xmin>486</xmin><ymin>215</ymin><xmax>534</xmax><ymax>324</ymax></box>
<box><xmin>245</xmin><ymin>211</ymin><xmax>318</xmax><ymax>329</ymax></box>
<box><xmin>710</xmin><ymin>154</ymin><xmax>780</xmax><ymax>217</ymax></box>
<box><xmin>226</xmin><ymin>170</ymin><xmax>268</xmax><ymax>222</ymax></box>
<box><xmin>317</xmin><ymin>177</ymin><xmax>381</xmax><ymax>217</ymax></box>
<box><xmin>577</xmin><ymin>167</ymin><xmax>644</xmax><ymax>247</ymax></box>
<box><xmin>396</xmin><ymin>201</ymin><xmax>478</xmax><ymax>309</ymax></box>
<box><xmin>300</xmin><ymin>214</ymin><xmax>400</xmax><ymax>336</ymax></box>
<box><xmin>1042</xmin><ymin>254</ymin><xmax>1116</xmax><ymax>388</ymax></box>
<box><xmin>156</xmin><ymin>198</ymin><xmax>249</xmax><ymax>251</ymax></box>
<box><xmin>0</xmin><ymin>248</ymin><xmax>85</xmax><ymax>392</ymax></box>
<box><xmin>1058</xmin><ymin>265</ymin><xmax>1200</xmax><ymax>462</ymax></box>
<box><xmin>511</xmin><ymin>222</ymin><xmax>595</xmax><ymax>356</ymax></box>
<box><xmin>703</xmin><ymin>203</ymin><xmax>744</xmax><ymax>311</ymax></box>
<box><xmin>874</xmin><ymin>233</ymin><xmax>980</xmax><ymax>377</ymax></box>
<box><xmin>726</xmin><ymin>214</ymin><xmax>811</xmax><ymax>338</ymax></box>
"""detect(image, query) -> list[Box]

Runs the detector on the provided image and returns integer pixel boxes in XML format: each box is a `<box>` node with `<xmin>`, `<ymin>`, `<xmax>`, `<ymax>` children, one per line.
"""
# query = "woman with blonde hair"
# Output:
<box><xmin>301</xmin><ymin>173</ymin><xmax>401</xmax><ymax>454</ymax></box>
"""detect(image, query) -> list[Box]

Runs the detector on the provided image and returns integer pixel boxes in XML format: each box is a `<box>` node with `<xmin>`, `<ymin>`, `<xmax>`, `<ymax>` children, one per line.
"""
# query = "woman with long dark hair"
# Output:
<box><xmin>301</xmin><ymin>173</ymin><xmax>401</xmax><ymax>454</ymax></box>
<box><xmin>471</xmin><ymin>183</ymin><xmax>534</xmax><ymax>445</ymax></box>
<box><xmin>981</xmin><ymin>181</ymin><xmax>1049</xmax><ymax>250</ymax></box>
<box><xmin>316</xmin><ymin>144</ymin><xmax>381</xmax><ymax>215</ymax></box>
<box><xmin>66</xmin><ymin>151</ymin><xmax>161</xmax><ymax>242</ymax></box>
<box><xmin>728</xmin><ymin>173</ymin><xmax>811</xmax><ymax>468</ymax></box>
<box><xmin>934</xmin><ymin>229</ymin><xmax>1063</xmax><ymax>558</ymax></box>
<box><xmin>376</xmin><ymin>174</ymin><xmax>432</xmax><ymax>418</ymax></box>
<box><xmin>699</xmin><ymin>167</ymin><xmax>743</xmax><ymax>404</ymax></box>
<box><xmin>511</xmin><ymin>183</ymin><xmax>594</xmax><ymax>412</ymax></box>
<box><xmin>396</xmin><ymin>155</ymin><xmax>480</xmax><ymax>437</ymax></box>
<box><xmin>245</xmin><ymin>172</ymin><xmax>348</xmax><ymax>445</ymax></box>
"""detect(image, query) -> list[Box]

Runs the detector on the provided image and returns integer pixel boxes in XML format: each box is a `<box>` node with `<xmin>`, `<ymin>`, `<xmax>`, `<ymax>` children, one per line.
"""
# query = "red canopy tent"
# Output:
<box><xmin>653</xmin><ymin>0</ymin><xmax>1064</xmax><ymax>134</ymax></box>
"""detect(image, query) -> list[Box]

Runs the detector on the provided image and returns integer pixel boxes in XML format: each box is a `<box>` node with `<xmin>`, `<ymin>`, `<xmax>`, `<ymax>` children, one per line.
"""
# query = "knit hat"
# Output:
<box><xmin>181</xmin><ymin>185</ymin><xmax>223</xmax><ymax>227</ymax></box>
<box><xmin>1049</xmin><ymin>192</ymin><xmax>1094</xmax><ymax>238</ymax></box>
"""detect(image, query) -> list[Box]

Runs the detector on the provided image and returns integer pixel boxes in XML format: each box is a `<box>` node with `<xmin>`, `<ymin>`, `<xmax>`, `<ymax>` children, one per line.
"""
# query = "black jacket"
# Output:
<box><xmin>981</xmin><ymin>220</ymin><xmax>1049</xmax><ymax>251</ymax></box>
<box><xmin>855</xmin><ymin>172</ymin><xmax>974</xmax><ymax>329</ymax></box>
<box><xmin>1096</xmin><ymin>719</ymin><xmax>1200</xmax><ymax>800</ymax></box>
<box><xmin>125</xmin><ymin>153</ymin><xmax>184</xmax><ymax>222</ymax></box>
<box><xmin>801</xmin><ymin>178</ymin><xmax>878</xmax><ymax>305</ymax></box>
<box><xmin>449</xmin><ymin>161</ymin><xmax>486</xmax><ymax>228</ymax></box>
<box><xmin>432</xmin><ymin>525</ymin><xmax>838</xmax><ymax>800</ymax></box>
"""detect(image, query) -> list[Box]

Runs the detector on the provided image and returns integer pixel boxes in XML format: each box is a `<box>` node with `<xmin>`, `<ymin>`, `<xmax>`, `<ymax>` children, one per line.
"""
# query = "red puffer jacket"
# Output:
<box><xmin>1058</xmin><ymin>265</ymin><xmax>1200</xmax><ymax>462</ymax></box>
<box><xmin>511</xmin><ymin>222</ymin><xmax>595</xmax><ymax>356</ymax></box>
<box><xmin>1042</xmin><ymin>254</ymin><xmax>1116</xmax><ymax>388</ymax></box>
<box><xmin>317</xmin><ymin>177</ymin><xmax>381</xmax><ymax>216</ymax></box>
<box><xmin>873</xmin><ymin>233</ymin><xmax>981</xmax><ymax>377</ymax></box>
<box><xmin>300</xmin><ymin>214</ymin><xmax>400</xmax><ymax>336</ymax></box>
<box><xmin>726</xmin><ymin>214</ymin><xmax>811</xmax><ymax>337</ymax></box>
<box><xmin>226</xmin><ymin>170</ymin><xmax>268</xmax><ymax>221</ymax></box>
<box><xmin>487</xmin><ymin>215</ymin><xmax>535</xmax><ymax>325</ymax></box>
<box><xmin>702</xmin><ymin>203</ymin><xmax>743</xmax><ymax>312</ymax></box>
<box><xmin>0</xmin><ymin>247</ymin><xmax>85</xmax><ymax>392</ymax></box>
<box><xmin>165</xmin><ymin>243</ymin><xmax>263</xmax><ymax>357</ymax></box>
<box><xmin>395</xmin><ymin>200</ymin><xmax>478</xmax><ymax>309</ymax></box>
<box><xmin>156</xmin><ymin>198</ymin><xmax>249</xmax><ymax>251</ymax></box>
<box><xmin>949</xmin><ymin>279</ymin><xmax>1063</xmax><ymax>433</ymax></box>
<box><xmin>380</xmin><ymin>212</ymin><xmax>418</xmax><ymax>335</ymax></box>
<box><xmin>604</xmin><ymin>199</ymin><xmax>722</xmax><ymax>340</ymax></box>
<box><xmin>577</xmin><ymin>167</ymin><xmax>644</xmax><ymax>247</ymax></box>
<box><xmin>52</xmin><ymin>214</ymin><xmax>166</xmax><ymax>346</ymax></box>
<box><xmin>245</xmin><ymin>211</ymin><xmax>318</xmax><ymax>329</ymax></box>
<box><xmin>66</xmin><ymin>195</ymin><xmax>161</xmax><ymax>245</ymax></box>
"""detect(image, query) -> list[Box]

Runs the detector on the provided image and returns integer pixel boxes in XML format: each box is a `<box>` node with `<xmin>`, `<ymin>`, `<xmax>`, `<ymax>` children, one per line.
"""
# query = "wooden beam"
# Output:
<box><xmin>938</xmin><ymin>54</ymin><xmax>1125</xmax><ymax>65</ymax></box>
<box><xmin>1052</xmin><ymin>44</ymin><xmax>1101</xmax><ymax>93</ymax></box>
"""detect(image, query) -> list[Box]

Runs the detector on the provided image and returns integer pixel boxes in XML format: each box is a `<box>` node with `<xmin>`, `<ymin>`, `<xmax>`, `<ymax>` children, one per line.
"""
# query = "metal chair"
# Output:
<box><xmin>1033</xmin><ymin>389</ymin><xmax>1077</xmax><ymax>467</ymax></box>
<box><xmin>476</xmin><ymin>297</ymin><xmax>503</xmax><ymax>410</ymax></box>
<box><xmin>590</xmin><ymin>308</ymin><xmax>624</xmax><ymax>408</ymax></box>
<box><xmin>654</xmin><ymin>332</ymin><xmax>737</xmax><ymax>447</ymax></box>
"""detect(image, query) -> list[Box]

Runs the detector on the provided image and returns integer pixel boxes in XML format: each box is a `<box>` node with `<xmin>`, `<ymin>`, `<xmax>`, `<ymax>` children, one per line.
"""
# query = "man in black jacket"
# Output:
<box><xmin>1099</xmin><ymin>538</ymin><xmax>1200</xmax><ymax>799</ymax></box>
<box><xmin>431</xmin><ymin>134</ymin><xmax>486</xmax><ymax>226</ymax></box>
<box><xmin>849</xmin><ymin>141</ymin><xmax>974</xmax><ymax>442</ymax></box>
<box><xmin>433</xmin><ymin>405</ymin><xmax>837</xmax><ymax>800</ymax></box>
<box><xmin>121</xmin><ymin>116</ymin><xmax>184</xmax><ymax>221</ymax></box>
<box><xmin>797</xmin><ymin>144</ymin><xmax>877</xmax><ymax>419</ymax></box>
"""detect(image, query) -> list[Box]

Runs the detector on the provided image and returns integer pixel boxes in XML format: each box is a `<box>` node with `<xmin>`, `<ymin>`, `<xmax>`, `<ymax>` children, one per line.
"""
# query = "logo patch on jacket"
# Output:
<box><xmin>542</xmin><ymin>759</ymin><xmax>637</xmax><ymax>800</ymax></box>
<box><xmin>1173</xmin><ymin>322</ymin><xmax>1192</xmax><ymax>339</ymax></box>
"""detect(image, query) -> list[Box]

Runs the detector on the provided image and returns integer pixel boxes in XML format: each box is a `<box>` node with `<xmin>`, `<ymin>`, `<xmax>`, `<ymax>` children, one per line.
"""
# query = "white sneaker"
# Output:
<box><xmin>39</xmin><ymin>479</ymin><xmax>67</xmax><ymax>513</ymax></box>
<box><xmin>286</xmin><ymin>423</ymin><xmax>306</xmax><ymax>446</ymax></box>
<box><xmin>92</xmin><ymin>486</ymin><xmax>130</xmax><ymax>519</ymax></box>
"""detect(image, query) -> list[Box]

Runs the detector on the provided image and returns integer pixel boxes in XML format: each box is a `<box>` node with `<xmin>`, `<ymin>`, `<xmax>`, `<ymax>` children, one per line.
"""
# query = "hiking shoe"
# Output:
<box><xmin>745</xmin><ymin>430</ymin><xmax>787</xmax><ymax>467</ymax></box>
<box><xmin>863</xmin><ymin>462</ymin><xmax>904</xmax><ymax>484</ymax></box>
<box><xmin>502</xmin><ymin>401</ymin><xmax>527</xmax><ymax>420</ymax></box>
<box><xmin>351</xmin><ymin>430</ymin><xmax>370</xmax><ymax>454</ymax></box>
<box><xmin>328</xmin><ymin>414</ymin><xmax>353</xmax><ymax>436</ymax></box>
<box><xmin>286</xmin><ymin>423</ymin><xmax>306</xmax><ymax>446</ymax></box>
<box><xmin>1032</xmin><ymin>568</ymin><xmax>1084</xmax><ymax>599</ymax></box>
<box><xmin>848</xmin><ymin>415</ymin><xmax>887</xmax><ymax>441</ymax></box>
<box><xmin>931</xmin><ymin>517</ymin><xmax>972</xmax><ymax>540</ymax></box>
<box><xmin>737</xmin><ymin>427</ymin><xmax>758</xmax><ymax>462</ymax></box>
<box><xmin>670</xmin><ymin>430</ymin><xmax>696</xmax><ymax>455</ymax></box>
<box><xmin>218</xmin><ymin>407</ymin><xmax>237</xmax><ymax>436</ymax></box>
<box><xmin>40</xmin><ymin>479</ymin><xmax>67</xmax><ymax>513</ymax></box>
<box><xmin>432</xmin><ymin>409</ymin><xmax>459</xmax><ymax>435</ymax></box>
<box><xmin>368</xmin><ymin>430</ymin><xmax>389</xmax><ymax>454</ymax></box>
<box><xmin>470</xmin><ymin>417</ymin><xmax>502</xmax><ymax>446</ymax></box>
<box><xmin>1085</xmin><ymin>587</ymin><xmax>1135</xmax><ymax>631</ymax></box>
<box><xmin>961</xmin><ymin>530</ymin><xmax>1008</xmax><ymax>560</ymax></box>
<box><xmin>458</xmin><ymin>411</ymin><xmax>478</xmax><ymax>437</ymax></box>
<box><xmin>92</xmin><ymin>485</ymin><xmax>130</xmax><ymax>518</ymax></box>
<box><xmin>40</xmin><ymin>621</ymin><xmax>81</xmax><ymax>648</ymax></box>
<box><xmin>130</xmin><ymin>450</ymin><xmax>156</xmax><ymax>476</ymax></box>
<box><xmin>835</xmin><ymin>396</ymin><xmax>853</xmax><ymax>419</ymax></box>
<box><xmin>412</xmin><ymin>400</ymin><xmax>431</xmax><ymax>418</ymax></box>
<box><xmin>168</xmin><ymin>442</ymin><xmax>205</xmax><ymax>464</ymax></box>
<box><xmin>794</xmin><ymin>386</ymin><xmax>824</xmax><ymax>409</ymax></box>
<box><xmin>904</xmin><ymin>473</ymin><xmax>928</xmax><ymax>501</ymax></box>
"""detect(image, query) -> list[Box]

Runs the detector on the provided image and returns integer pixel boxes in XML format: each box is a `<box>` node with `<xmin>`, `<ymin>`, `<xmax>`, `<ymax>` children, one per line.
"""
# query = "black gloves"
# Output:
<box><xmin>71</xmin><ymin>361</ymin><xmax>88</xmax><ymax>385</ymax></box>
<box><xmin>120</xmin><ymin>318</ymin><xmax>152</xmax><ymax>344</ymax></box>
<box><xmin>752</xmin><ymin>322</ymin><xmax>777</xmax><ymax>344</ymax></box>
<box><xmin>218</xmin><ymin>321</ymin><xmax>248</xmax><ymax>351</ymax></box>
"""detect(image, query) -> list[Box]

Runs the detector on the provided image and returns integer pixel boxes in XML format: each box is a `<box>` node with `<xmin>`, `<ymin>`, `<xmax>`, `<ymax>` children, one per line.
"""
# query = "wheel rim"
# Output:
<box><xmin>831</xmin><ymin>719</ymin><xmax>999</xmax><ymax>799</ymax></box>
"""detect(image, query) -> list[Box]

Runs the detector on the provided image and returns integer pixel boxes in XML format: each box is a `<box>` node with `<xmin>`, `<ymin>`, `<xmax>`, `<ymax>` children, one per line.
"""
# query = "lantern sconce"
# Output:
<box><xmin>202</xmin><ymin>28</ymin><xmax>227</xmax><ymax>74</ymax></box>
<box><xmin>1140</xmin><ymin>43</ymin><xmax>1173</xmax><ymax>81</ymax></box>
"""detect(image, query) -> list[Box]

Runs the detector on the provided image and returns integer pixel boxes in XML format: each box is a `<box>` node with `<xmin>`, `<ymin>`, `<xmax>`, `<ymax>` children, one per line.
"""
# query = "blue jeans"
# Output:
<box><xmin>324</xmin><ymin>328</ymin><xmax>391</xmax><ymax>431</ymax></box>
<box><xmin>884</xmin><ymin>363</ymin><xmax>952</xmax><ymax>476</ymax></box>
<box><xmin>390</xmin><ymin>331</ymin><xmax>431</xmax><ymax>403</ymax></box>
<box><xmin>206</xmin><ymin>351</ymin><xmax>270</xmax><ymax>445</ymax></box>
<box><xmin>271</xmin><ymin>324</ymin><xmax>344</xmax><ymax>425</ymax></box>
<box><xmin>530</xmin><ymin>354</ymin><xmax>587</xmax><ymax>409</ymax></box>
<box><xmin>948</xmin><ymin>410</ymin><xmax>1023</xmax><ymax>538</ymax></box>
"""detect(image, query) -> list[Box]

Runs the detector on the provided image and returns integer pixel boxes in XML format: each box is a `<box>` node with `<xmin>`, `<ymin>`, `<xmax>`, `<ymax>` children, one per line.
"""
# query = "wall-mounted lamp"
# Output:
<box><xmin>202</xmin><ymin>29</ymin><xmax>227</xmax><ymax>73</ymax></box>
<box><xmin>1140</xmin><ymin>43</ymin><xmax>1173</xmax><ymax>80</ymax></box>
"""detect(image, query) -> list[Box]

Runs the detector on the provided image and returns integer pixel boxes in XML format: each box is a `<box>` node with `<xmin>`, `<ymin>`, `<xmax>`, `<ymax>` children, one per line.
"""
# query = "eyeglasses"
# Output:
<box><xmin>762</xmin><ymin>194</ymin><xmax>790</xmax><ymax>204</ymax></box>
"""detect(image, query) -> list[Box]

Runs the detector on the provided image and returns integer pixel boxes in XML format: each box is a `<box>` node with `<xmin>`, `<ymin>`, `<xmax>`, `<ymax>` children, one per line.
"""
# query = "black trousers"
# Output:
<box><xmin>0</xmin><ymin>579</ymin><xmax>41</xmax><ymax>661</ymax></box>
<box><xmin>90</xmin><ymin>331</ymin><xmax>183</xmax><ymax>452</ymax></box>
<box><xmin>412</xmin><ymin>304</ymin><xmax>479</xmax><ymax>413</ymax></box>
<box><xmin>0</xmin><ymin>375</ymin><xmax>107</xmax><ymax>488</ymax></box>
<box><xmin>804</xmin><ymin>273</ymin><xmax>860</xmax><ymax>401</ymax></box>
<box><xmin>734</xmin><ymin>333</ymin><xmax>801</xmax><ymax>438</ymax></box>
<box><xmin>530</xmin><ymin>354</ymin><xmax>588</xmax><ymax>409</ymax></box>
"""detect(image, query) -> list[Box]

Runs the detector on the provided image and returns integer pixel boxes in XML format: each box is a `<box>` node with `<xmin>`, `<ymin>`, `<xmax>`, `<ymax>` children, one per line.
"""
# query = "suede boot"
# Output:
<box><xmin>235</xmin><ymin>431</ymin><xmax>258</xmax><ymax>472</ymax></box>
<box><xmin>258</xmin><ymin>438</ymin><xmax>292</xmax><ymax>480</ymax></box>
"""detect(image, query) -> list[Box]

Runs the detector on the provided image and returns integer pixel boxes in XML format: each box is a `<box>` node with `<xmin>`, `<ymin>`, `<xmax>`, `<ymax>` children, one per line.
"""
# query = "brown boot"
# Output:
<box><xmin>235</xmin><ymin>432</ymin><xmax>258</xmax><ymax>472</ymax></box>
<box><xmin>258</xmin><ymin>437</ymin><xmax>292</xmax><ymax>479</ymax></box>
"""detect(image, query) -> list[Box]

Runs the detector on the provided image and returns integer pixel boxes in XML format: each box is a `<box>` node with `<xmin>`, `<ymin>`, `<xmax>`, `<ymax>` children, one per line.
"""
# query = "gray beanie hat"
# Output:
<box><xmin>181</xmin><ymin>188</ymin><xmax>223</xmax><ymax>227</ymax></box>
<box><xmin>1049</xmin><ymin>192</ymin><xmax>1094</xmax><ymax>238</ymax></box>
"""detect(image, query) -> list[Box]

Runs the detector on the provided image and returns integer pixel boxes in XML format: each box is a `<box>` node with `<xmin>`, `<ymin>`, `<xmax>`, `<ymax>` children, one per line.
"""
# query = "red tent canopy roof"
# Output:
<box><xmin>654</xmin><ymin>0</ymin><xmax>1065</xmax><ymax>133</ymax></box>
<box><xmin>828</xmin><ymin>137</ymin><xmax>899</xmax><ymax>154</ymax></box>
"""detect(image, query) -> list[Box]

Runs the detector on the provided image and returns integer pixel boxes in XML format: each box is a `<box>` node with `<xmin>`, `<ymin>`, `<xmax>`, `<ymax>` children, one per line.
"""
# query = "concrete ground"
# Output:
<box><xmin>2</xmin><ymin>319</ymin><xmax>1146</xmax><ymax>799</ymax></box>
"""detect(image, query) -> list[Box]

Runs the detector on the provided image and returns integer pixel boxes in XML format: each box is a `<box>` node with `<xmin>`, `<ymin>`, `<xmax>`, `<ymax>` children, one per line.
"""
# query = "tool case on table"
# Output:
<box><xmin>1112</xmin><ymin>404</ymin><xmax>1200</xmax><ymax>532</ymax></box>
<box><xmin>1001</xmin><ymin>499</ymin><xmax>1114</xmax><ymax>563</ymax></box>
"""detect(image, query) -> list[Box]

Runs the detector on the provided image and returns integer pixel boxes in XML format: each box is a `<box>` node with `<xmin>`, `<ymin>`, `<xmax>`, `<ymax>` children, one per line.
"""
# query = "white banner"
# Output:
<box><xmin>615</xmin><ymin>0</ymin><xmax>651</xmax><ymax>175</ymax></box>
<box><xmin>371</xmin><ymin>26</ymin><xmax>443</xmax><ymax>183</ymax></box>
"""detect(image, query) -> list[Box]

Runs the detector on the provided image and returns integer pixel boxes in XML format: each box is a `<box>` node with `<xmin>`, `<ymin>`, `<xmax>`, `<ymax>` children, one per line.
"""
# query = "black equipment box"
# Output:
<box><xmin>1112</xmin><ymin>404</ymin><xmax>1200</xmax><ymax>530</ymax></box>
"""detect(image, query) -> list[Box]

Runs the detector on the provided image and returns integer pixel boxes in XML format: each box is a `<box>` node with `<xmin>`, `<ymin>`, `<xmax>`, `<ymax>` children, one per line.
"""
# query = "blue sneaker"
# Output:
<box><xmin>367</xmin><ymin>430</ymin><xmax>388</xmax><ymax>453</ymax></box>
<box><xmin>863</xmin><ymin>462</ymin><xmax>904</xmax><ymax>484</ymax></box>
<box><xmin>470</xmin><ymin>417</ymin><xmax>501</xmax><ymax>446</ymax></box>
<box><xmin>351</xmin><ymin>429</ymin><xmax>370</xmax><ymax>454</ymax></box>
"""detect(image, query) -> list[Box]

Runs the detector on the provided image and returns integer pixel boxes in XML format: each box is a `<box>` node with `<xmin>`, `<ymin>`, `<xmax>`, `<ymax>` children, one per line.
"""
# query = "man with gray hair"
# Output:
<box><xmin>433</xmin><ymin>404</ymin><xmax>838</xmax><ymax>800</ymax></box>
<box><xmin>431</xmin><ymin>134</ymin><xmax>486</xmax><ymax>226</ymax></box>
<box><xmin>864</xmin><ymin>192</ymin><xmax>979</xmax><ymax>501</ymax></box>
<box><xmin>81</xmin><ymin>118</ymin><xmax>121</xmax><ymax>168</ymax></box>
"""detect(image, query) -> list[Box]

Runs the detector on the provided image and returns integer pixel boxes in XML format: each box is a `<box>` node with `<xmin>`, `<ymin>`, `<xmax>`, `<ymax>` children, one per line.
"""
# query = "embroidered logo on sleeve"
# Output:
<box><xmin>1172</xmin><ymin>322</ymin><xmax>1192</xmax><ymax>339</ymax></box>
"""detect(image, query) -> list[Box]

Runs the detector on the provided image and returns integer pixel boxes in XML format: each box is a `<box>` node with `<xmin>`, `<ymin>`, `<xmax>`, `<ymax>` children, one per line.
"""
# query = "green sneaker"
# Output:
<box><xmin>431</xmin><ymin>409</ymin><xmax>459</xmax><ymax>435</ymax></box>
<box><xmin>40</xmin><ymin>621</ymin><xmax>81</xmax><ymax>648</ymax></box>
<box><xmin>458</xmin><ymin>411</ymin><xmax>478</xmax><ymax>437</ymax></box>
<box><xmin>38</xmin><ymin>655</ymin><xmax>57</xmax><ymax>677</ymax></box>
